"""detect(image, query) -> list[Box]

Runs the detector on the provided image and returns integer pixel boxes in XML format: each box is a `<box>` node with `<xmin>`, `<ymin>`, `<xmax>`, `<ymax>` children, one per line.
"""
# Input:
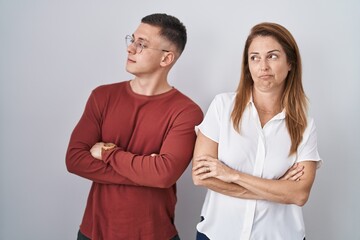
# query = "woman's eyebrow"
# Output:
<box><xmin>268</xmin><ymin>49</ymin><xmax>281</xmax><ymax>54</ymax></box>
<box><xmin>249</xmin><ymin>49</ymin><xmax>281</xmax><ymax>55</ymax></box>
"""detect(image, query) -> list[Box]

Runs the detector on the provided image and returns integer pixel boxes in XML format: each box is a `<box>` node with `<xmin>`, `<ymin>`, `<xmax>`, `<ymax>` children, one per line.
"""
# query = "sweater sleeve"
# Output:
<box><xmin>102</xmin><ymin>105</ymin><xmax>204</xmax><ymax>188</ymax></box>
<box><xmin>65</xmin><ymin>90</ymin><xmax>138</xmax><ymax>185</ymax></box>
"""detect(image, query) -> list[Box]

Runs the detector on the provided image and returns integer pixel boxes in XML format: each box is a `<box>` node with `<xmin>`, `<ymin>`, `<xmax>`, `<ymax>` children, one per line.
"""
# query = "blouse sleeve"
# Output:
<box><xmin>197</xmin><ymin>95</ymin><xmax>221</xmax><ymax>143</ymax></box>
<box><xmin>296</xmin><ymin>118</ymin><xmax>323</xmax><ymax>168</ymax></box>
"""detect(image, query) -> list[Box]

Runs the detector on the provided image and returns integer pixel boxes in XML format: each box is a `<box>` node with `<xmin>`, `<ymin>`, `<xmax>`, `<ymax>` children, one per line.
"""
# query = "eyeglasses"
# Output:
<box><xmin>125</xmin><ymin>35</ymin><xmax>170</xmax><ymax>54</ymax></box>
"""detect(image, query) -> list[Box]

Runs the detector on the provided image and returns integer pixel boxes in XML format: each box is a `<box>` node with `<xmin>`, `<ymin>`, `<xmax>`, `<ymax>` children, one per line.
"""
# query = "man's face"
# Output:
<box><xmin>125</xmin><ymin>23</ymin><xmax>170</xmax><ymax>77</ymax></box>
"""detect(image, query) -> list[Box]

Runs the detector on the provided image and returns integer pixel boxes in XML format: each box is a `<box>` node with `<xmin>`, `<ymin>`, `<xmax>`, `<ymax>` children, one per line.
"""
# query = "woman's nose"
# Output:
<box><xmin>260</xmin><ymin>59</ymin><xmax>269</xmax><ymax>71</ymax></box>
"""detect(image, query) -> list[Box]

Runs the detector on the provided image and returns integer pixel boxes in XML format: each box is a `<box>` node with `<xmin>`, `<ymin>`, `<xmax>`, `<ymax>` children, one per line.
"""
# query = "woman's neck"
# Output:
<box><xmin>252</xmin><ymin>89</ymin><xmax>283</xmax><ymax>113</ymax></box>
<box><xmin>252</xmin><ymin>89</ymin><xmax>283</xmax><ymax>127</ymax></box>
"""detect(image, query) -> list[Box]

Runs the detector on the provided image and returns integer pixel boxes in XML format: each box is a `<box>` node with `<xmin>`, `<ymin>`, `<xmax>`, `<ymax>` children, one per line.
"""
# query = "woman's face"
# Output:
<box><xmin>248</xmin><ymin>36</ymin><xmax>291</xmax><ymax>93</ymax></box>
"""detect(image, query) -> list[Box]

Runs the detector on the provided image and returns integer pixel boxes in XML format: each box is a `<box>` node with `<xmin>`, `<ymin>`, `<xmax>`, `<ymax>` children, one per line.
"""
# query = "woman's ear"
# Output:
<box><xmin>160</xmin><ymin>52</ymin><xmax>175</xmax><ymax>67</ymax></box>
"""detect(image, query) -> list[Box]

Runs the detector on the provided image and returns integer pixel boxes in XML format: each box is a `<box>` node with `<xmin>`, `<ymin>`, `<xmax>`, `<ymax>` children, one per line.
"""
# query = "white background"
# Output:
<box><xmin>1</xmin><ymin>0</ymin><xmax>359</xmax><ymax>239</ymax></box>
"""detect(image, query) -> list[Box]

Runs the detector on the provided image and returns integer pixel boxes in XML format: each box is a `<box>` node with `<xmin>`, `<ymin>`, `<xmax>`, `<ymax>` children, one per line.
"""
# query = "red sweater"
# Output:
<box><xmin>66</xmin><ymin>81</ymin><xmax>203</xmax><ymax>240</ymax></box>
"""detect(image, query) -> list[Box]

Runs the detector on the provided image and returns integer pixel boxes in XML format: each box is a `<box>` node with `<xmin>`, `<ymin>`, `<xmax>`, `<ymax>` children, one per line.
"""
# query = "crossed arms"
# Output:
<box><xmin>192</xmin><ymin>131</ymin><xmax>317</xmax><ymax>206</ymax></box>
<box><xmin>66</xmin><ymin>90</ymin><xmax>202</xmax><ymax>188</ymax></box>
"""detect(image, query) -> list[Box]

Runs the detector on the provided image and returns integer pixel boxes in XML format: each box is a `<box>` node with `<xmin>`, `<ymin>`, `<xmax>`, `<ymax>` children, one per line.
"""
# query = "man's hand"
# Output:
<box><xmin>90</xmin><ymin>142</ymin><xmax>117</xmax><ymax>160</ymax></box>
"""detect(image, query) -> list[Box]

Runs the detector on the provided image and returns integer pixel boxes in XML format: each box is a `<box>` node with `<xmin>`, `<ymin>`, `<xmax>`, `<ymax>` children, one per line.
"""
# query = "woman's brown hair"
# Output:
<box><xmin>231</xmin><ymin>22</ymin><xmax>308</xmax><ymax>155</ymax></box>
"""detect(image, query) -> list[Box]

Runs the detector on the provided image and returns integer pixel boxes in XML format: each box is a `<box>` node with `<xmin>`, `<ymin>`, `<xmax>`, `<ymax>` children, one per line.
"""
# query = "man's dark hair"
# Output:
<box><xmin>141</xmin><ymin>13</ymin><xmax>187</xmax><ymax>55</ymax></box>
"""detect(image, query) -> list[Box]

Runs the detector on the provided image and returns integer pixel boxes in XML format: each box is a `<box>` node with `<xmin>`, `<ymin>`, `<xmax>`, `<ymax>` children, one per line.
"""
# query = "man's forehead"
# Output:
<box><xmin>133</xmin><ymin>23</ymin><xmax>161</xmax><ymax>41</ymax></box>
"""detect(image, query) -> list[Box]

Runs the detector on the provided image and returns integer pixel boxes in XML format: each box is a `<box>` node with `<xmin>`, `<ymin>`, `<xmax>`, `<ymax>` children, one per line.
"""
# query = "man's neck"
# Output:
<box><xmin>130</xmin><ymin>76</ymin><xmax>172</xmax><ymax>96</ymax></box>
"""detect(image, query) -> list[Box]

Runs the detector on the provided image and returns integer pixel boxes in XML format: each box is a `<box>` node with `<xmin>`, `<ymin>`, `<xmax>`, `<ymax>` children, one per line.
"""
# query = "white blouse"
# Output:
<box><xmin>196</xmin><ymin>92</ymin><xmax>322</xmax><ymax>240</ymax></box>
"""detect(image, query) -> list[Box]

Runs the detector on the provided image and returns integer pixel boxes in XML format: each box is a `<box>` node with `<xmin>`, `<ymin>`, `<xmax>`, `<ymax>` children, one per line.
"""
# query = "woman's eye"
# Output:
<box><xmin>250</xmin><ymin>55</ymin><xmax>260</xmax><ymax>61</ymax></box>
<box><xmin>268</xmin><ymin>54</ymin><xmax>278</xmax><ymax>60</ymax></box>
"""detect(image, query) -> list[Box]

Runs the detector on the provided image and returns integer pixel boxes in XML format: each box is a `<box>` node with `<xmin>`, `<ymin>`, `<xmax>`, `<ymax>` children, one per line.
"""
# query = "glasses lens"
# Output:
<box><xmin>125</xmin><ymin>35</ymin><xmax>132</xmax><ymax>47</ymax></box>
<box><xmin>125</xmin><ymin>35</ymin><xmax>142</xmax><ymax>53</ymax></box>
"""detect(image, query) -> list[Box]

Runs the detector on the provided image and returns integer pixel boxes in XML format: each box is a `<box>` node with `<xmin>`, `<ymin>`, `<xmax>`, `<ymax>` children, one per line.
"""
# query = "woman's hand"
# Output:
<box><xmin>279</xmin><ymin>163</ymin><xmax>304</xmax><ymax>181</ymax></box>
<box><xmin>193</xmin><ymin>155</ymin><xmax>237</xmax><ymax>183</ymax></box>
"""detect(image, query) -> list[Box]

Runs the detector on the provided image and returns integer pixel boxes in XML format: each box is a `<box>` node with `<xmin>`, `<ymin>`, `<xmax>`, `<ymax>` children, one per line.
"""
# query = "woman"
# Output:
<box><xmin>192</xmin><ymin>22</ymin><xmax>322</xmax><ymax>240</ymax></box>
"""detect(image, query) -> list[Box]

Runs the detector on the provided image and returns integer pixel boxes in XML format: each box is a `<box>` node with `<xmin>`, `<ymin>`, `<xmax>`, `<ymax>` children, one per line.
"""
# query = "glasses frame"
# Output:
<box><xmin>125</xmin><ymin>35</ymin><xmax>170</xmax><ymax>54</ymax></box>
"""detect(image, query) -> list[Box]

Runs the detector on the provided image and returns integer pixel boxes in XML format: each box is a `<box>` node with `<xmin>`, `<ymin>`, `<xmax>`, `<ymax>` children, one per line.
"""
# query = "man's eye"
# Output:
<box><xmin>137</xmin><ymin>42</ymin><xmax>146</xmax><ymax>48</ymax></box>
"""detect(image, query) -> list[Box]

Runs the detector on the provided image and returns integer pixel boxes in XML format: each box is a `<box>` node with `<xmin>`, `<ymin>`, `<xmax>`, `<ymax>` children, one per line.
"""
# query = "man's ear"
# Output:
<box><xmin>160</xmin><ymin>52</ymin><xmax>176</xmax><ymax>67</ymax></box>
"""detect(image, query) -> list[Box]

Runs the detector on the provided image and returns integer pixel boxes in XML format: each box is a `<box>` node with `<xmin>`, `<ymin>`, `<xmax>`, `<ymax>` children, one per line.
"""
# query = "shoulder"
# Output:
<box><xmin>85</xmin><ymin>81</ymin><xmax>130</xmax><ymax>109</ymax></box>
<box><xmin>90</xmin><ymin>81</ymin><xmax>129</xmax><ymax>104</ymax></box>
<box><xmin>304</xmin><ymin>116</ymin><xmax>317</xmax><ymax>135</ymax></box>
<box><xmin>92</xmin><ymin>81</ymin><xmax>128</xmax><ymax>95</ymax></box>
<box><xmin>169</xmin><ymin>89</ymin><xmax>204</xmax><ymax>123</ymax></box>
<box><xmin>172</xmin><ymin>89</ymin><xmax>202</xmax><ymax>112</ymax></box>
<box><xmin>298</xmin><ymin>115</ymin><xmax>319</xmax><ymax>149</ymax></box>
<box><xmin>304</xmin><ymin>115</ymin><xmax>316</xmax><ymax>130</ymax></box>
<box><xmin>208</xmin><ymin>92</ymin><xmax>236</xmax><ymax>111</ymax></box>
<box><xmin>213</xmin><ymin>92</ymin><xmax>236</xmax><ymax>103</ymax></box>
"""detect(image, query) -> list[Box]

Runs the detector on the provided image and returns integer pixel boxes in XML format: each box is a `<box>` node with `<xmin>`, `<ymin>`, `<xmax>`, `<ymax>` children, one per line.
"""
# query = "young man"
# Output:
<box><xmin>66</xmin><ymin>13</ymin><xmax>203</xmax><ymax>240</ymax></box>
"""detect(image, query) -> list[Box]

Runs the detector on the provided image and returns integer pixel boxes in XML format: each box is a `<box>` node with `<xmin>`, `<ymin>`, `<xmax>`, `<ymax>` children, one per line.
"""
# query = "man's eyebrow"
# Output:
<box><xmin>132</xmin><ymin>34</ymin><xmax>149</xmax><ymax>42</ymax></box>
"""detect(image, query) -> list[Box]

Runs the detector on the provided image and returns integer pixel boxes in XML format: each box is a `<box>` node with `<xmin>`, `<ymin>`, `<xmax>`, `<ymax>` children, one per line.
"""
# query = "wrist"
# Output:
<box><xmin>229</xmin><ymin>169</ymin><xmax>241</xmax><ymax>184</ymax></box>
<box><xmin>101</xmin><ymin>143</ymin><xmax>117</xmax><ymax>161</ymax></box>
